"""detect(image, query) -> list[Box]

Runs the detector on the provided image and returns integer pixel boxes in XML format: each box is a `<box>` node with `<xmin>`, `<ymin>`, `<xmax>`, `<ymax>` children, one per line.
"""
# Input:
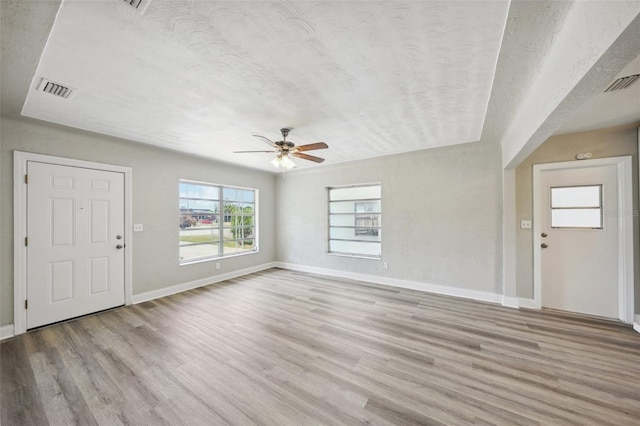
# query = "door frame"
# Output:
<box><xmin>13</xmin><ymin>151</ymin><xmax>133</xmax><ymax>335</ymax></box>
<box><xmin>532</xmin><ymin>156</ymin><xmax>634</xmax><ymax>323</ymax></box>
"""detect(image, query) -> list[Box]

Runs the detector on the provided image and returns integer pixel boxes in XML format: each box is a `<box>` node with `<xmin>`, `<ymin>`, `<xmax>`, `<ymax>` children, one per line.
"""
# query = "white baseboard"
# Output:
<box><xmin>634</xmin><ymin>315</ymin><xmax>640</xmax><ymax>334</ymax></box>
<box><xmin>501</xmin><ymin>296</ymin><xmax>519</xmax><ymax>308</ymax></box>
<box><xmin>131</xmin><ymin>262</ymin><xmax>278</xmax><ymax>304</ymax></box>
<box><xmin>275</xmin><ymin>262</ymin><xmax>503</xmax><ymax>305</ymax></box>
<box><xmin>517</xmin><ymin>298</ymin><xmax>537</xmax><ymax>309</ymax></box>
<box><xmin>502</xmin><ymin>296</ymin><xmax>536</xmax><ymax>309</ymax></box>
<box><xmin>0</xmin><ymin>324</ymin><xmax>15</xmax><ymax>341</ymax></box>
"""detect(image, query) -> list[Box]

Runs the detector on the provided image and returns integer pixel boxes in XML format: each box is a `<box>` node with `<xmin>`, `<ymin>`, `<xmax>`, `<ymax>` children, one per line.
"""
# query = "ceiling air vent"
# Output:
<box><xmin>121</xmin><ymin>0</ymin><xmax>152</xmax><ymax>13</ymax></box>
<box><xmin>604</xmin><ymin>74</ymin><xmax>639</xmax><ymax>92</ymax></box>
<box><xmin>124</xmin><ymin>0</ymin><xmax>143</xmax><ymax>8</ymax></box>
<box><xmin>37</xmin><ymin>78</ymin><xmax>76</xmax><ymax>99</ymax></box>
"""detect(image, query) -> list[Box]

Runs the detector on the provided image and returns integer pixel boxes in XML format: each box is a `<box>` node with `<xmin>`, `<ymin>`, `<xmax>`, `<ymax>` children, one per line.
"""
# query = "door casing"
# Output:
<box><xmin>14</xmin><ymin>151</ymin><xmax>133</xmax><ymax>335</ymax></box>
<box><xmin>533</xmin><ymin>156</ymin><xmax>634</xmax><ymax>323</ymax></box>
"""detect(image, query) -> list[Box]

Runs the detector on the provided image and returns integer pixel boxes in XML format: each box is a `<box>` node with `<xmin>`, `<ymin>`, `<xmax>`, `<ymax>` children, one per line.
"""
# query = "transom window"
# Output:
<box><xmin>179</xmin><ymin>180</ymin><xmax>257</xmax><ymax>264</ymax></box>
<box><xmin>328</xmin><ymin>184</ymin><xmax>381</xmax><ymax>258</ymax></box>
<box><xmin>550</xmin><ymin>185</ymin><xmax>602</xmax><ymax>229</ymax></box>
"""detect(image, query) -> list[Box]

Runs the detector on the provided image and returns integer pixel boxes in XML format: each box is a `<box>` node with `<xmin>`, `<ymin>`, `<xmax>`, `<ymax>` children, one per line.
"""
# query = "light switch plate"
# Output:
<box><xmin>520</xmin><ymin>220</ymin><xmax>532</xmax><ymax>229</ymax></box>
<box><xmin>133</xmin><ymin>224</ymin><xmax>144</xmax><ymax>232</ymax></box>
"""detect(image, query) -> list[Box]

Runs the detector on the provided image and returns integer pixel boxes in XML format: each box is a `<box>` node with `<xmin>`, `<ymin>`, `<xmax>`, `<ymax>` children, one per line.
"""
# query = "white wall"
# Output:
<box><xmin>515</xmin><ymin>123</ymin><xmax>640</xmax><ymax>307</ymax></box>
<box><xmin>0</xmin><ymin>116</ymin><xmax>277</xmax><ymax>327</ymax></box>
<box><xmin>501</xmin><ymin>3</ymin><xmax>640</xmax><ymax>168</ymax></box>
<box><xmin>276</xmin><ymin>142</ymin><xmax>503</xmax><ymax>295</ymax></box>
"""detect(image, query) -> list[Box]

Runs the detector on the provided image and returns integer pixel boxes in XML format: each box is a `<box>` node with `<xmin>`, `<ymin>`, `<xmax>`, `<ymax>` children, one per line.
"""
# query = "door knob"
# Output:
<box><xmin>541</xmin><ymin>233</ymin><xmax>547</xmax><ymax>238</ymax></box>
<box><xmin>116</xmin><ymin>244</ymin><xmax>124</xmax><ymax>249</ymax></box>
<box><xmin>116</xmin><ymin>235</ymin><xmax>123</xmax><ymax>240</ymax></box>
<box><xmin>541</xmin><ymin>243</ymin><xmax>548</xmax><ymax>248</ymax></box>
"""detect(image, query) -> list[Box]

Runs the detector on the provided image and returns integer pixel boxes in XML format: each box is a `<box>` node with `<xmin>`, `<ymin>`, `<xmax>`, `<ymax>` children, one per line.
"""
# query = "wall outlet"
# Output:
<box><xmin>215</xmin><ymin>262</ymin><xmax>221</xmax><ymax>270</ymax></box>
<box><xmin>133</xmin><ymin>224</ymin><xmax>144</xmax><ymax>232</ymax></box>
<box><xmin>382</xmin><ymin>262</ymin><xmax>389</xmax><ymax>270</ymax></box>
<box><xmin>520</xmin><ymin>220</ymin><xmax>532</xmax><ymax>229</ymax></box>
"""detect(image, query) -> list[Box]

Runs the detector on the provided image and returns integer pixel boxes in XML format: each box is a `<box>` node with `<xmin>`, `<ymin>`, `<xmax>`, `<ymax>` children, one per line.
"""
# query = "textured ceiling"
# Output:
<box><xmin>20</xmin><ymin>0</ymin><xmax>509</xmax><ymax>172</ymax></box>
<box><xmin>7</xmin><ymin>1</ymin><xmax>640</xmax><ymax>172</ymax></box>
<box><xmin>555</xmin><ymin>54</ymin><xmax>640</xmax><ymax>135</ymax></box>
<box><xmin>481</xmin><ymin>0</ymin><xmax>574</xmax><ymax>144</ymax></box>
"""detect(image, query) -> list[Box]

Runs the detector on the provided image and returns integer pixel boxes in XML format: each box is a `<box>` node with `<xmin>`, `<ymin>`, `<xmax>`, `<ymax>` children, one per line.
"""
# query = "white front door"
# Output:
<box><xmin>538</xmin><ymin>163</ymin><xmax>619</xmax><ymax>319</ymax></box>
<box><xmin>27</xmin><ymin>161</ymin><xmax>125</xmax><ymax>329</ymax></box>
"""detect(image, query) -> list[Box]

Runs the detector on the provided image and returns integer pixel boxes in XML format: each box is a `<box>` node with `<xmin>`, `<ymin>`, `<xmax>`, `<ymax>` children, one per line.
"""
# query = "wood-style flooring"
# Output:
<box><xmin>2</xmin><ymin>268</ymin><xmax>639</xmax><ymax>425</ymax></box>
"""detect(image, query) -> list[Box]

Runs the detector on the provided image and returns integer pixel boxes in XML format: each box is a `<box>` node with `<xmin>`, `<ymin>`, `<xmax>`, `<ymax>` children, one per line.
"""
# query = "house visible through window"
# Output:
<box><xmin>179</xmin><ymin>180</ymin><xmax>257</xmax><ymax>263</ymax></box>
<box><xmin>328</xmin><ymin>184</ymin><xmax>381</xmax><ymax>258</ymax></box>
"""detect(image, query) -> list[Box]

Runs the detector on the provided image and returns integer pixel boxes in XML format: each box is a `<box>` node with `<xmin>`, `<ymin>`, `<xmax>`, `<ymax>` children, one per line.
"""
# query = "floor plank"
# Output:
<box><xmin>2</xmin><ymin>268</ymin><xmax>639</xmax><ymax>425</ymax></box>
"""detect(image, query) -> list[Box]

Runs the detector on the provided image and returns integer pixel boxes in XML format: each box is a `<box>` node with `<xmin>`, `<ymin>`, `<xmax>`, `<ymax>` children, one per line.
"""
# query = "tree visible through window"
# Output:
<box><xmin>179</xmin><ymin>181</ymin><xmax>257</xmax><ymax>263</ymax></box>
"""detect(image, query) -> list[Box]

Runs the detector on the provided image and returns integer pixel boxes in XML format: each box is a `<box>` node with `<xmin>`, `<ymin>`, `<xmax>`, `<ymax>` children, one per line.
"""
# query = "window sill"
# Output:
<box><xmin>327</xmin><ymin>252</ymin><xmax>381</xmax><ymax>261</ymax></box>
<box><xmin>179</xmin><ymin>249</ymin><xmax>258</xmax><ymax>266</ymax></box>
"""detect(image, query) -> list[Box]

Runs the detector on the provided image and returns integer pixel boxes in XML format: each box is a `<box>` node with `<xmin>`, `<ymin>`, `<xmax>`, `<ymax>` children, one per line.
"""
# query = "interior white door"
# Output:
<box><xmin>27</xmin><ymin>161</ymin><xmax>125</xmax><ymax>329</ymax></box>
<box><xmin>539</xmin><ymin>163</ymin><xmax>618</xmax><ymax>319</ymax></box>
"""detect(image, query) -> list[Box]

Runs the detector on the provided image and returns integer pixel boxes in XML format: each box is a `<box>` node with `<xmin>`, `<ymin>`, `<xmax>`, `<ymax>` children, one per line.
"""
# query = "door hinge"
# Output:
<box><xmin>25</xmin><ymin>300</ymin><xmax>28</xmax><ymax>310</ymax></box>
<box><xmin>25</xmin><ymin>174</ymin><xmax>29</xmax><ymax>184</ymax></box>
<box><xmin>25</xmin><ymin>237</ymin><xmax>28</xmax><ymax>247</ymax></box>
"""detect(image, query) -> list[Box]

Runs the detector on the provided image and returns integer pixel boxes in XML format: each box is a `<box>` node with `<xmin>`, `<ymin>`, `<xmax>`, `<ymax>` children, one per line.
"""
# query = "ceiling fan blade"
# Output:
<box><xmin>293</xmin><ymin>152</ymin><xmax>325</xmax><ymax>163</ymax></box>
<box><xmin>295</xmin><ymin>142</ymin><xmax>328</xmax><ymax>152</ymax></box>
<box><xmin>252</xmin><ymin>134</ymin><xmax>277</xmax><ymax>148</ymax></box>
<box><xmin>233</xmin><ymin>150</ymin><xmax>276</xmax><ymax>153</ymax></box>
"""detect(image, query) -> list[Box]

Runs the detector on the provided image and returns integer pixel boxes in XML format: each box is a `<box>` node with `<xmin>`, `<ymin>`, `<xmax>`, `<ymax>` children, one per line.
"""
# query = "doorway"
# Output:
<box><xmin>533</xmin><ymin>156</ymin><xmax>634</xmax><ymax>323</ymax></box>
<box><xmin>14</xmin><ymin>152</ymin><xmax>133</xmax><ymax>334</ymax></box>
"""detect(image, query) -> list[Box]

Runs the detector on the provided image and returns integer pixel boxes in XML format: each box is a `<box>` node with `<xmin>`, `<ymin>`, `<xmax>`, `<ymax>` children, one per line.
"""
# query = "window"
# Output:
<box><xmin>550</xmin><ymin>185</ymin><xmax>602</xmax><ymax>229</ymax></box>
<box><xmin>179</xmin><ymin>181</ymin><xmax>257</xmax><ymax>263</ymax></box>
<box><xmin>328</xmin><ymin>184</ymin><xmax>381</xmax><ymax>258</ymax></box>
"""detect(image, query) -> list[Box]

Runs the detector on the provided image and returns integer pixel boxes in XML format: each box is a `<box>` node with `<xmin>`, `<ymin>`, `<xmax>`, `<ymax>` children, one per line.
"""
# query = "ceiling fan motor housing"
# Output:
<box><xmin>276</xmin><ymin>141</ymin><xmax>295</xmax><ymax>150</ymax></box>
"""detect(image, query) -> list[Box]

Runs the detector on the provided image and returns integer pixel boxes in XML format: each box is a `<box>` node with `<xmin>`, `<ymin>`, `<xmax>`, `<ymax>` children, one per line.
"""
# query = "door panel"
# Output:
<box><xmin>50</xmin><ymin>261</ymin><xmax>74</xmax><ymax>302</ymax></box>
<box><xmin>27</xmin><ymin>162</ymin><xmax>125</xmax><ymax>329</ymax></box>
<box><xmin>539</xmin><ymin>164</ymin><xmax>618</xmax><ymax>319</ymax></box>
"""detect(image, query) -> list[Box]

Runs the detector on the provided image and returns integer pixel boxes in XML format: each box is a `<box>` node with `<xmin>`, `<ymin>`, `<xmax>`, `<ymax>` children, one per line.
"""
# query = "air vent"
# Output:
<box><xmin>604</xmin><ymin>74</ymin><xmax>639</xmax><ymax>92</ymax></box>
<box><xmin>124</xmin><ymin>0</ymin><xmax>142</xmax><ymax>8</ymax></box>
<box><xmin>121</xmin><ymin>0</ymin><xmax>152</xmax><ymax>13</ymax></box>
<box><xmin>37</xmin><ymin>78</ymin><xmax>76</xmax><ymax>99</ymax></box>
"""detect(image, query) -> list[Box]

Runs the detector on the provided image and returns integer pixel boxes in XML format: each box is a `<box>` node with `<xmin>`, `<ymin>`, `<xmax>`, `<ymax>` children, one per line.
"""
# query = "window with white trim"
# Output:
<box><xmin>328</xmin><ymin>184</ymin><xmax>381</xmax><ymax>258</ymax></box>
<box><xmin>179</xmin><ymin>180</ymin><xmax>257</xmax><ymax>264</ymax></box>
<box><xmin>550</xmin><ymin>185</ymin><xmax>603</xmax><ymax>229</ymax></box>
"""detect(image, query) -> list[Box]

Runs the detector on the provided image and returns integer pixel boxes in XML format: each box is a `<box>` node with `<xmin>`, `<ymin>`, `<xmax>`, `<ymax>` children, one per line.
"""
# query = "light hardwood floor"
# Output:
<box><xmin>2</xmin><ymin>268</ymin><xmax>640</xmax><ymax>425</ymax></box>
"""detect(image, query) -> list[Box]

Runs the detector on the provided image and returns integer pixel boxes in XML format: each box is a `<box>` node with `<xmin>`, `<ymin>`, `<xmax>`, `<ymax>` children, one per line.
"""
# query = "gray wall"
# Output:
<box><xmin>515</xmin><ymin>123</ymin><xmax>640</xmax><ymax>308</ymax></box>
<box><xmin>5</xmin><ymin>114</ymin><xmax>635</xmax><ymax>329</ymax></box>
<box><xmin>276</xmin><ymin>142</ymin><xmax>504</xmax><ymax>294</ymax></box>
<box><xmin>1</xmin><ymin>116</ymin><xmax>277</xmax><ymax>326</ymax></box>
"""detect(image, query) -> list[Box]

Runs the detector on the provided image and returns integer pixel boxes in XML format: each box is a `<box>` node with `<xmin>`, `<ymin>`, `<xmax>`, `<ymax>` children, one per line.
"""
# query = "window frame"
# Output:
<box><xmin>327</xmin><ymin>183</ymin><xmax>382</xmax><ymax>259</ymax></box>
<box><xmin>549</xmin><ymin>184</ymin><xmax>603</xmax><ymax>230</ymax></box>
<box><xmin>179</xmin><ymin>180</ymin><xmax>258</xmax><ymax>265</ymax></box>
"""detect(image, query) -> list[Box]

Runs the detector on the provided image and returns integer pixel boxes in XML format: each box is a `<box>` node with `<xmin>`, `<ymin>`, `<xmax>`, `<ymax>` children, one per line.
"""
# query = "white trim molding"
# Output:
<box><xmin>502</xmin><ymin>168</ymin><xmax>518</xmax><ymax>307</ymax></box>
<box><xmin>501</xmin><ymin>296</ymin><xmax>519</xmax><ymax>308</ymax></box>
<box><xmin>517</xmin><ymin>298</ymin><xmax>537</xmax><ymax>309</ymax></box>
<box><xmin>276</xmin><ymin>262</ymin><xmax>503</xmax><ymax>305</ymax></box>
<box><xmin>0</xmin><ymin>325</ymin><xmax>15</xmax><ymax>341</ymax></box>
<box><xmin>13</xmin><ymin>151</ymin><xmax>134</xmax><ymax>336</ymax></box>
<box><xmin>634</xmin><ymin>315</ymin><xmax>640</xmax><ymax>334</ymax></box>
<box><xmin>532</xmin><ymin>156</ymin><xmax>634</xmax><ymax>324</ymax></box>
<box><xmin>132</xmin><ymin>262</ymin><xmax>278</xmax><ymax>304</ymax></box>
<box><xmin>500</xmin><ymin>297</ymin><xmax>536</xmax><ymax>309</ymax></box>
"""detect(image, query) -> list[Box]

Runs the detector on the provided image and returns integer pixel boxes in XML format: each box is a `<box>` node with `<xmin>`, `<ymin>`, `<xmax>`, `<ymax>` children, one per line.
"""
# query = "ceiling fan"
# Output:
<box><xmin>234</xmin><ymin>128</ymin><xmax>328</xmax><ymax>169</ymax></box>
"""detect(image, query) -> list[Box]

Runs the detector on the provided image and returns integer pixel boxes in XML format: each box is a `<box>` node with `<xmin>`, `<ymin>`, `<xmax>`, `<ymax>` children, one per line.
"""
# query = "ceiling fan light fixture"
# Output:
<box><xmin>281</xmin><ymin>154</ymin><xmax>296</xmax><ymax>169</ymax></box>
<box><xmin>270</xmin><ymin>153</ymin><xmax>296</xmax><ymax>169</ymax></box>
